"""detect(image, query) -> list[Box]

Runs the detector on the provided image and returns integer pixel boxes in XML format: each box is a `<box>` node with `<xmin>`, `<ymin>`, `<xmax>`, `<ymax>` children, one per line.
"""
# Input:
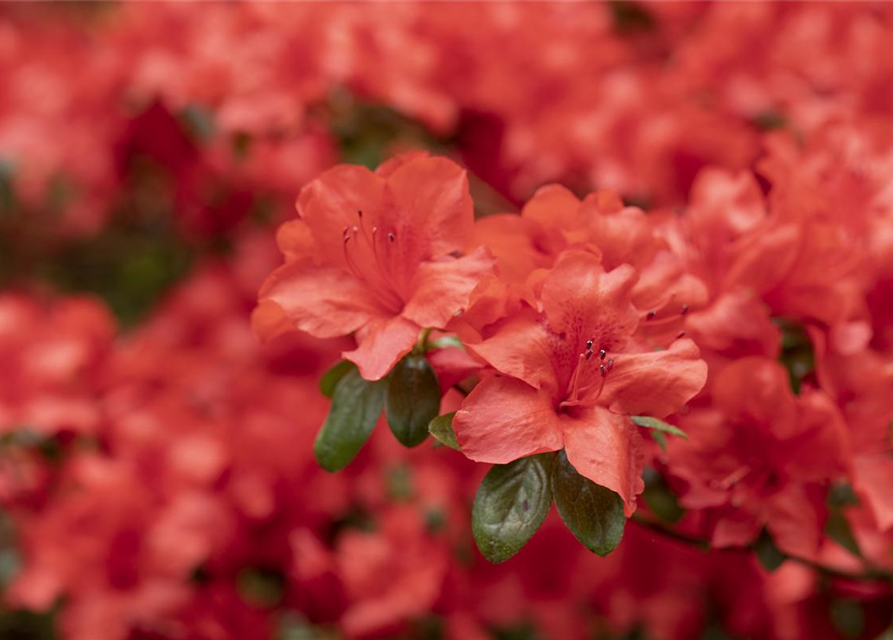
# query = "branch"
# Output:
<box><xmin>630</xmin><ymin>514</ymin><xmax>893</xmax><ymax>583</ymax></box>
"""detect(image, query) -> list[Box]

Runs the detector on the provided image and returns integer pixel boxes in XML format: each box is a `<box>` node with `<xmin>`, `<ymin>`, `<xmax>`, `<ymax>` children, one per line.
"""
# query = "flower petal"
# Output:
<box><xmin>711</xmin><ymin>357</ymin><xmax>795</xmax><ymax>430</ymax></box>
<box><xmin>385</xmin><ymin>155</ymin><xmax>474</xmax><ymax>260</ymax></box>
<box><xmin>466</xmin><ymin>309</ymin><xmax>559</xmax><ymax>394</ymax></box>
<box><xmin>402</xmin><ymin>246</ymin><xmax>495</xmax><ymax>329</ymax></box>
<box><xmin>453</xmin><ymin>376</ymin><xmax>564</xmax><ymax>463</ymax></box>
<box><xmin>540</xmin><ymin>251</ymin><xmax>639</xmax><ymax>357</ymax></box>
<box><xmin>562</xmin><ymin>407</ymin><xmax>645</xmax><ymax>517</ymax></box>
<box><xmin>521</xmin><ymin>183</ymin><xmax>581</xmax><ymax>229</ymax></box>
<box><xmin>259</xmin><ymin>261</ymin><xmax>385</xmax><ymax>339</ymax></box>
<box><xmin>343</xmin><ymin>315</ymin><xmax>420</xmax><ymax>381</ymax></box>
<box><xmin>601</xmin><ymin>339</ymin><xmax>707</xmax><ymax>418</ymax></box>
<box><xmin>296</xmin><ymin>164</ymin><xmax>387</xmax><ymax>268</ymax></box>
<box><xmin>854</xmin><ymin>453</ymin><xmax>893</xmax><ymax>531</ymax></box>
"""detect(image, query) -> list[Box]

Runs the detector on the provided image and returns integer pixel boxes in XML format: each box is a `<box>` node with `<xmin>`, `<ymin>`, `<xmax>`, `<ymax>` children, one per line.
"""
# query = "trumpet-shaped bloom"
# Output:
<box><xmin>254</xmin><ymin>153</ymin><xmax>494</xmax><ymax>380</ymax></box>
<box><xmin>454</xmin><ymin>252</ymin><xmax>707</xmax><ymax>514</ymax></box>
<box><xmin>668</xmin><ymin>358</ymin><xmax>851</xmax><ymax>558</ymax></box>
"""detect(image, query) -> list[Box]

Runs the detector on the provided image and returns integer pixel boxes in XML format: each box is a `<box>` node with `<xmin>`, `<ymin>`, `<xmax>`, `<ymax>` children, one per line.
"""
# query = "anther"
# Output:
<box><xmin>357</xmin><ymin>209</ymin><xmax>363</xmax><ymax>218</ymax></box>
<box><xmin>677</xmin><ymin>330</ymin><xmax>686</xmax><ymax>339</ymax></box>
<box><xmin>646</xmin><ymin>310</ymin><xmax>656</xmax><ymax>320</ymax></box>
<box><xmin>599</xmin><ymin>349</ymin><xmax>606</xmax><ymax>360</ymax></box>
<box><xmin>585</xmin><ymin>339</ymin><xmax>593</xmax><ymax>351</ymax></box>
<box><xmin>680</xmin><ymin>304</ymin><xmax>689</xmax><ymax>315</ymax></box>
<box><xmin>388</xmin><ymin>232</ymin><xmax>396</xmax><ymax>242</ymax></box>
<box><xmin>600</xmin><ymin>364</ymin><xmax>607</xmax><ymax>377</ymax></box>
<box><xmin>605</xmin><ymin>358</ymin><xmax>614</xmax><ymax>373</ymax></box>
<box><xmin>585</xmin><ymin>351</ymin><xmax>593</xmax><ymax>360</ymax></box>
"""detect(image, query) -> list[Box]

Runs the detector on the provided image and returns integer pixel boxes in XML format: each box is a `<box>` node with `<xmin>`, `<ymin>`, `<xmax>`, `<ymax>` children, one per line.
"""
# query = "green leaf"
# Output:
<box><xmin>472</xmin><ymin>454</ymin><xmax>555</xmax><ymax>563</ymax></box>
<box><xmin>313</xmin><ymin>368</ymin><xmax>385</xmax><ymax>472</ymax></box>
<box><xmin>553</xmin><ymin>451</ymin><xmax>626</xmax><ymax>556</ymax></box>
<box><xmin>754</xmin><ymin>529</ymin><xmax>786</xmax><ymax>572</ymax></box>
<box><xmin>651</xmin><ymin>431</ymin><xmax>667</xmax><ymax>452</ymax></box>
<box><xmin>385</xmin><ymin>354</ymin><xmax>441</xmax><ymax>447</ymax></box>
<box><xmin>630</xmin><ymin>416</ymin><xmax>688</xmax><ymax>440</ymax></box>
<box><xmin>428</xmin><ymin>412</ymin><xmax>460</xmax><ymax>451</ymax></box>
<box><xmin>825</xmin><ymin>509</ymin><xmax>862</xmax><ymax>558</ymax></box>
<box><xmin>319</xmin><ymin>360</ymin><xmax>355</xmax><ymax>399</ymax></box>
<box><xmin>641</xmin><ymin>468</ymin><xmax>684</xmax><ymax>524</ymax></box>
<box><xmin>830</xmin><ymin>599</ymin><xmax>865</xmax><ymax>640</ymax></box>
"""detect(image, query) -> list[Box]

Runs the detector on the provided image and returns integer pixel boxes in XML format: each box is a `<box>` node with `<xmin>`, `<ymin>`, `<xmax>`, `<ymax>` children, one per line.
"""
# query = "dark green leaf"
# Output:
<box><xmin>825</xmin><ymin>510</ymin><xmax>862</xmax><ymax>558</ymax></box>
<box><xmin>754</xmin><ymin>529</ymin><xmax>786</xmax><ymax>571</ymax></box>
<box><xmin>641</xmin><ymin>468</ymin><xmax>684</xmax><ymax>523</ymax></box>
<box><xmin>385</xmin><ymin>354</ymin><xmax>441</xmax><ymax>447</ymax></box>
<box><xmin>385</xmin><ymin>464</ymin><xmax>414</xmax><ymax>501</ymax></box>
<box><xmin>828</xmin><ymin>482</ymin><xmax>860</xmax><ymax>507</ymax></box>
<box><xmin>553</xmin><ymin>451</ymin><xmax>626</xmax><ymax>556</ymax></box>
<box><xmin>319</xmin><ymin>360</ymin><xmax>355</xmax><ymax>399</ymax></box>
<box><xmin>631</xmin><ymin>416</ymin><xmax>688</xmax><ymax>440</ymax></box>
<box><xmin>752</xmin><ymin>110</ymin><xmax>788</xmax><ymax>131</ymax></box>
<box><xmin>313</xmin><ymin>368</ymin><xmax>385</xmax><ymax>472</ymax></box>
<box><xmin>237</xmin><ymin>567</ymin><xmax>285</xmax><ymax>608</ymax></box>
<box><xmin>830</xmin><ymin>600</ymin><xmax>865</xmax><ymax>640</ymax></box>
<box><xmin>472</xmin><ymin>454</ymin><xmax>555</xmax><ymax>563</ymax></box>
<box><xmin>428</xmin><ymin>412</ymin><xmax>460</xmax><ymax>451</ymax></box>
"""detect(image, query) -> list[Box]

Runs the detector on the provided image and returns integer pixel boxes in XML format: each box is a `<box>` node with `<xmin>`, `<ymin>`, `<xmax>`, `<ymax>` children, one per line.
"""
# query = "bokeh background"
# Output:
<box><xmin>1</xmin><ymin>2</ymin><xmax>893</xmax><ymax>640</ymax></box>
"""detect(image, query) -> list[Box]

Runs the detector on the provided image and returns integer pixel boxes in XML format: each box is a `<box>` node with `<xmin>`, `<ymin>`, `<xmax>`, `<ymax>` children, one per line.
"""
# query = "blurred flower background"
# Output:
<box><xmin>1</xmin><ymin>2</ymin><xmax>893</xmax><ymax>640</ymax></box>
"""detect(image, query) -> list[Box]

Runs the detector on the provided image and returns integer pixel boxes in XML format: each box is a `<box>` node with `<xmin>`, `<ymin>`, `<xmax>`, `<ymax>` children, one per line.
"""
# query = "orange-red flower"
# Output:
<box><xmin>453</xmin><ymin>251</ymin><xmax>707</xmax><ymax>514</ymax></box>
<box><xmin>667</xmin><ymin>357</ymin><xmax>851</xmax><ymax>558</ymax></box>
<box><xmin>254</xmin><ymin>152</ymin><xmax>494</xmax><ymax>380</ymax></box>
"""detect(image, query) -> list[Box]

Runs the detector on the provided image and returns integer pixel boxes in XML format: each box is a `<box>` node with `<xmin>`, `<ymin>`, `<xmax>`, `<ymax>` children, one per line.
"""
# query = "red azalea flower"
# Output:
<box><xmin>454</xmin><ymin>251</ymin><xmax>707</xmax><ymax>514</ymax></box>
<box><xmin>668</xmin><ymin>357</ymin><xmax>851</xmax><ymax>558</ymax></box>
<box><xmin>254</xmin><ymin>152</ymin><xmax>494</xmax><ymax>380</ymax></box>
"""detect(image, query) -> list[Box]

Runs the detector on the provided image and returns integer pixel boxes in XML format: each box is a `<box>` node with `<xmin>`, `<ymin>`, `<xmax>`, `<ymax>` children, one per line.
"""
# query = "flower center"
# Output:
<box><xmin>559</xmin><ymin>339</ymin><xmax>615</xmax><ymax>409</ymax></box>
<box><xmin>342</xmin><ymin>209</ymin><xmax>404</xmax><ymax>311</ymax></box>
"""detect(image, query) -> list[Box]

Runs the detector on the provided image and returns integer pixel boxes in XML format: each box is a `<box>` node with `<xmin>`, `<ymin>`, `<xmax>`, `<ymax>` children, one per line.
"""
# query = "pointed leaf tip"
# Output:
<box><xmin>314</xmin><ymin>368</ymin><xmax>385</xmax><ymax>472</ymax></box>
<box><xmin>553</xmin><ymin>450</ymin><xmax>626</xmax><ymax>556</ymax></box>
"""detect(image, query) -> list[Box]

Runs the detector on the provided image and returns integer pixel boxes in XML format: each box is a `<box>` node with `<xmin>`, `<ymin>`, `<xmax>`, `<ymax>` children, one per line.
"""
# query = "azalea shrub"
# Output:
<box><xmin>2</xmin><ymin>2</ymin><xmax>893</xmax><ymax>640</ymax></box>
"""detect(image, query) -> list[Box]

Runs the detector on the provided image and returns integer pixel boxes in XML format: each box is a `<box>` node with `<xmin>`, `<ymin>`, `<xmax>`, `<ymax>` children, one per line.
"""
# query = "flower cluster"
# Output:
<box><xmin>2</xmin><ymin>3</ymin><xmax>893</xmax><ymax>640</ymax></box>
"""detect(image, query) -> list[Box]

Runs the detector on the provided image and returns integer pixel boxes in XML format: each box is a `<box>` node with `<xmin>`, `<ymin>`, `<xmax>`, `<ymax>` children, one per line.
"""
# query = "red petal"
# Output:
<box><xmin>711</xmin><ymin>357</ymin><xmax>795</xmax><ymax>430</ymax></box>
<box><xmin>854</xmin><ymin>453</ymin><xmax>893</xmax><ymax>531</ymax></box>
<box><xmin>454</xmin><ymin>376</ymin><xmax>563</xmax><ymax>463</ymax></box>
<box><xmin>344</xmin><ymin>315</ymin><xmax>420</xmax><ymax>381</ymax></box>
<box><xmin>765</xmin><ymin>484</ymin><xmax>826</xmax><ymax>560</ymax></box>
<box><xmin>467</xmin><ymin>309</ymin><xmax>560</xmax><ymax>394</ymax></box>
<box><xmin>403</xmin><ymin>246</ymin><xmax>495</xmax><ymax>329</ymax></box>
<box><xmin>521</xmin><ymin>183</ymin><xmax>581</xmax><ymax>230</ymax></box>
<box><xmin>259</xmin><ymin>261</ymin><xmax>385</xmax><ymax>339</ymax></box>
<box><xmin>540</xmin><ymin>251</ymin><xmax>639</xmax><ymax>358</ymax></box>
<box><xmin>601</xmin><ymin>339</ymin><xmax>707</xmax><ymax>418</ymax></box>
<box><xmin>384</xmin><ymin>155</ymin><xmax>474</xmax><ymax>261</ymax></box>
<box><xmin>562</xmin><ymin>407</ymin><xmax>645</xmax><ymax>517</ymax></box>
<box><xmin>296</xmin><ymin>164</ymin><xmax>387</xmax><ymax>268</ymax></box>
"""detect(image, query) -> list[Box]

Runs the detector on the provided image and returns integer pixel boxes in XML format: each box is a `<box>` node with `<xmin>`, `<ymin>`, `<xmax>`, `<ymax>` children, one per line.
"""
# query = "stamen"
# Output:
<box><xmin>567</xmin><ymin>353</ymin><xmax>587</xmax><ymax>402</ymax></box>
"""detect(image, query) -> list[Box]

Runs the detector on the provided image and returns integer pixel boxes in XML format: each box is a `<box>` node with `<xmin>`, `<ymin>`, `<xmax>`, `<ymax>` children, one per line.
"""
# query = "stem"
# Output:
<box><xmin>630</xmin><ymin>514</ymin><xmax>893</xmax><ymax>583</ymax></box>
